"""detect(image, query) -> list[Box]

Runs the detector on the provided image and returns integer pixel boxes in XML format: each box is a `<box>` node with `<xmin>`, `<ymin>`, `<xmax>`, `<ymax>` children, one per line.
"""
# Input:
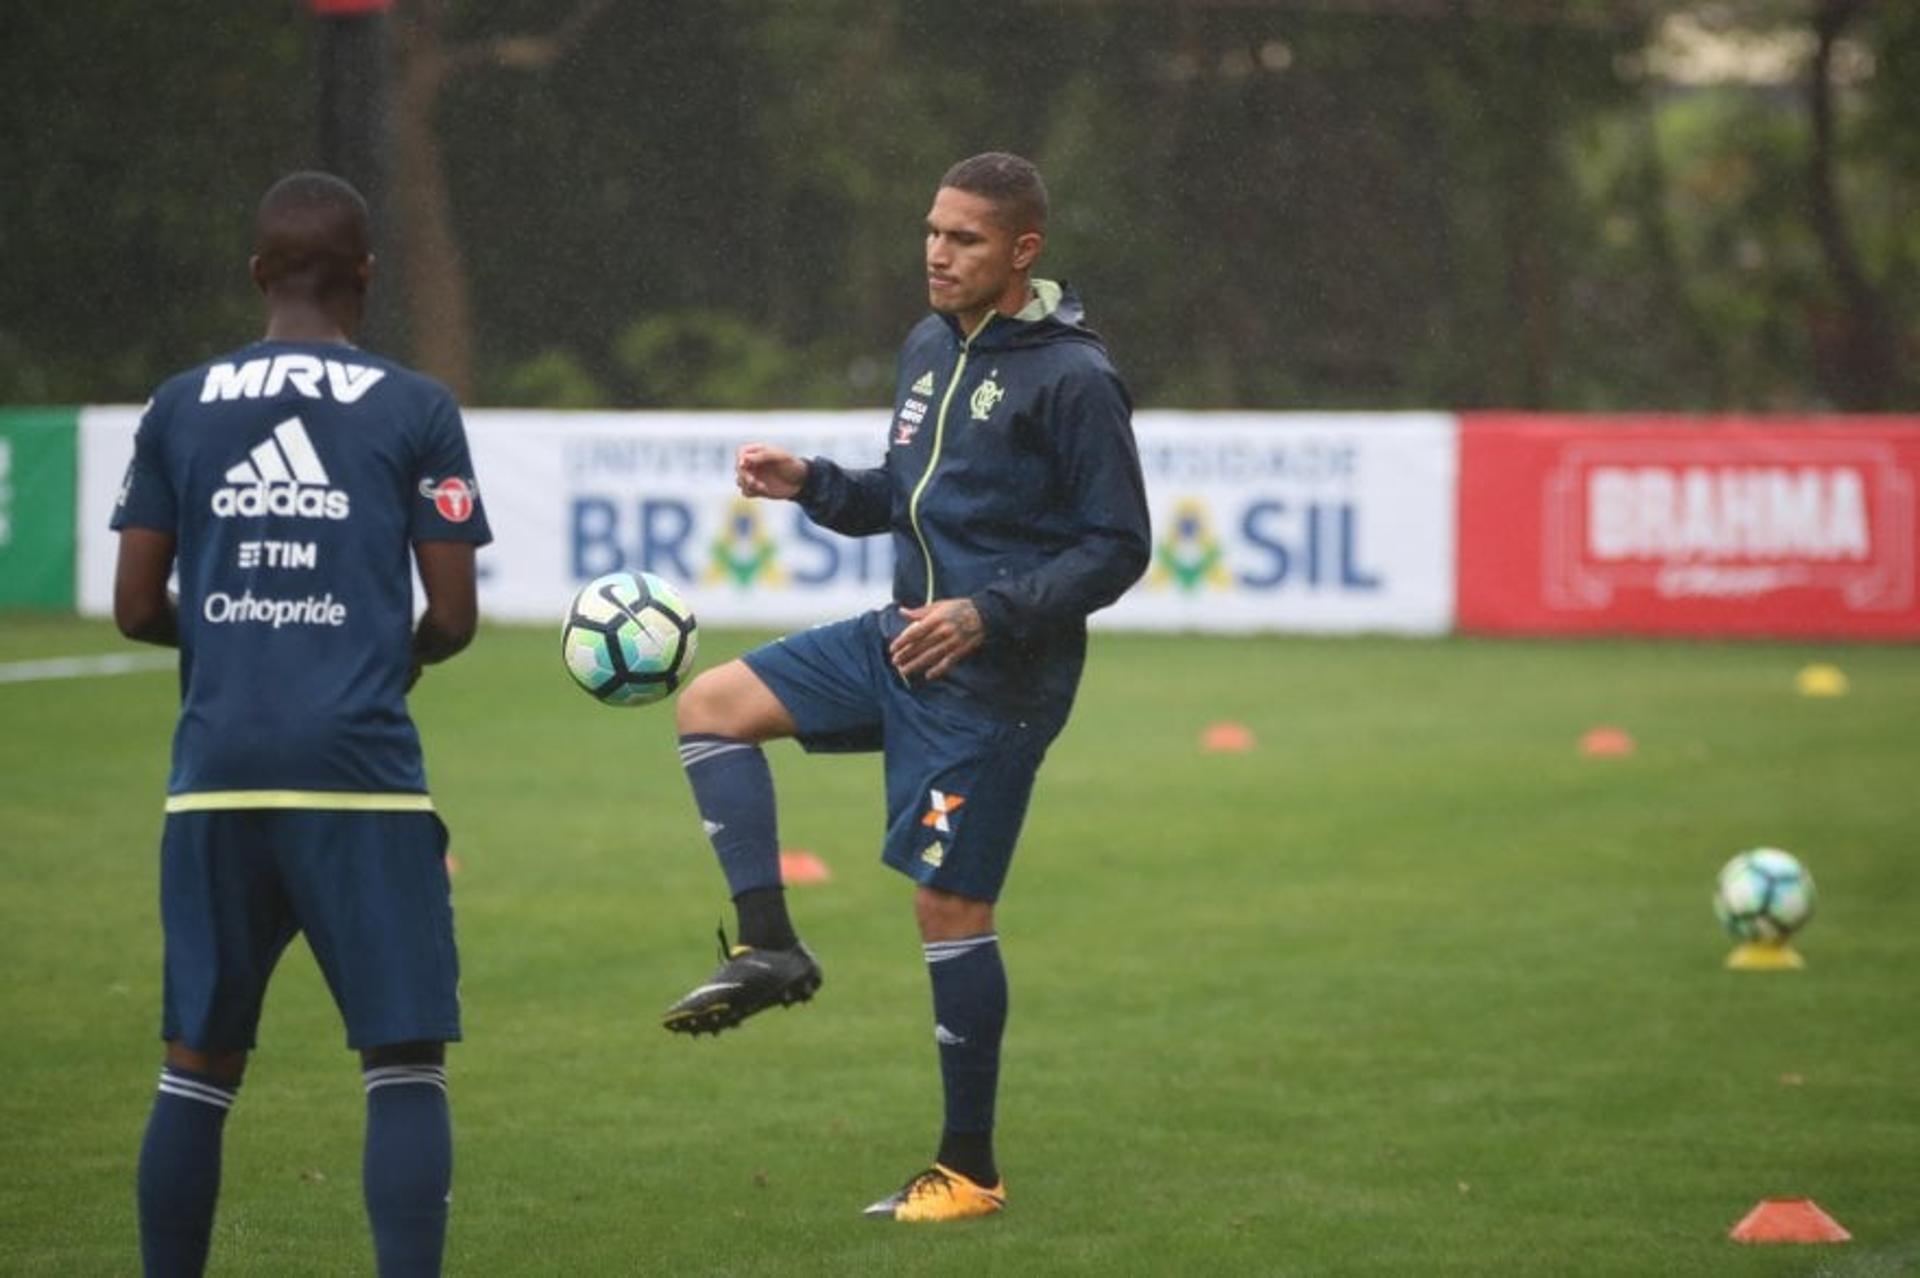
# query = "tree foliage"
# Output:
<box><xmin>1</xmin><ymin>0</ymin><xmax>1914</xmax><ymax>410</ymax></box>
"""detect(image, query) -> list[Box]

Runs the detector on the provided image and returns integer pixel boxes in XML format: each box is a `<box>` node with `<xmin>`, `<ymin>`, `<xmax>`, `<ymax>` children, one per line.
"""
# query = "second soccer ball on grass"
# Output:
<box><xmin>1713</xmin><ymin>847</ymin><xmax>1815</xmax><ymax>944</ymax></box>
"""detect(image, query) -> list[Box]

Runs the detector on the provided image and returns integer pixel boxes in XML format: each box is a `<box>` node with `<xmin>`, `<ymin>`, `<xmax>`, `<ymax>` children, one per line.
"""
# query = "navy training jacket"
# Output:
<box><xmin>796</xmin><ymin>279</ymin><xmax>1151</xmax><ymax>723</ymax></box>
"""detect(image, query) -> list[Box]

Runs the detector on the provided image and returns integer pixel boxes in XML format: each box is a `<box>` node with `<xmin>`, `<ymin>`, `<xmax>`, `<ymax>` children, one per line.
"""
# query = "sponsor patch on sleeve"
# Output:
<box><xmin>418</xmin><ymin>476</ymin><xmax>478</xmax><ymax>523</ymax></box>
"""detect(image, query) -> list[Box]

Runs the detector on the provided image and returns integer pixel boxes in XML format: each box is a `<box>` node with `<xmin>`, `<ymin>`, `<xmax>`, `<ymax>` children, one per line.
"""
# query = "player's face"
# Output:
<box><xmin>925</xmin><ymin>187</ymin><xmax>1040</xmax><ymax>329</ymax></box>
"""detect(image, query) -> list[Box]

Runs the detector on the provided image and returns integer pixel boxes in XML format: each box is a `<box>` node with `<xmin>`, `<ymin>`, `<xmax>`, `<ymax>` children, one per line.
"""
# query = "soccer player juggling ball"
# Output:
<box><xmin>113</xmin><ymin>173</ymin><xmax>490</xmax><ymax>1277</ymax></box>
<box><xmin>664</xmin><ymin>152</ymin><xmax>1151</xmax><ymax>1222</ymax></box>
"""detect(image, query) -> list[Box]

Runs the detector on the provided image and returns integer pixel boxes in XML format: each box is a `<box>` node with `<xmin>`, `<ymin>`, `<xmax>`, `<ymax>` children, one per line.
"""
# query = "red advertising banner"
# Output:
<box><xmin>1457</xmin><ymin>414</ymin><xmax>1920</xmax><ymax>638</ymax></box>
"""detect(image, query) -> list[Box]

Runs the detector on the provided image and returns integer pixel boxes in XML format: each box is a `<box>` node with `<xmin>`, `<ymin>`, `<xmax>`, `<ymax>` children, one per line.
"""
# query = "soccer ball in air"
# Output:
<box><xmin>560</xmin><ymin>571</ymin><xmax>699</xmax><ymax>707</ymax></box>
<box><xmin>1712</xmin><ymin>848</ymin><xmax>1815</xmax><ymax>944</ymax></box>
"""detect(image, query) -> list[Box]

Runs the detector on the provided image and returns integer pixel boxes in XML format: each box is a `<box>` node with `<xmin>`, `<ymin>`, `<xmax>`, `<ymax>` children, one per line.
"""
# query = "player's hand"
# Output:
<box><xmin>736</xmin><ymin>444</ymin><xmax>808</xmax><ymax>500</ymax></box>
<box><xmin>890</xmin><ymin>599</ymin><xmax>986</xmax><ymax>682</ymax></box>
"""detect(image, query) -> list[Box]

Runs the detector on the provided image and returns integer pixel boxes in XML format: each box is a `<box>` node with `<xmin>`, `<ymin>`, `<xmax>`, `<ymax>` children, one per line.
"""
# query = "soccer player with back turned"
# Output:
<box><xmin>113</xmin><ymin>173</ymin><xmax>491</xmax><ymax>1276</ymax></box>
<box><xmin>663</xmin><ymin>152</ymin><xmax>1151</xmax><ymax>1221</ymax></box>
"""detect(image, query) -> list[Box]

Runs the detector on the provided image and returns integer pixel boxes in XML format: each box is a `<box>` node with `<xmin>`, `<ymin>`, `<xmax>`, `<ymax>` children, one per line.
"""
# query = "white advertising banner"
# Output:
<box><xmin>1117</xmin><ymin>412</ymin><xmax>1456</xmax><ymax>633</ymax></box>
<box><xmin>77</xmin><ymin>406</ymin><xmax>141</xmax><ymax>617</ymax></box>
<box><xmin>77</xmin><ymin>407</ymin><xmax>1458</xmax><ymax>634</ymax></box>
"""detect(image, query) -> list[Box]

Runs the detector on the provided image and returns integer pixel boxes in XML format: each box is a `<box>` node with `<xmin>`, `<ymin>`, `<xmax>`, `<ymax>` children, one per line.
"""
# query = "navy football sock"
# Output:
<box><xmin>138</xmin><ymin>1065</ymin><xmax>238</xmax><ymax>1277</ymax></box>
<box><xmin>925</xmin><ymin>933</ymin><xmax>1007</xmax><ymax>1186</ymax></box>
<box><xmin>936</xmin><ymin>1130</ymin><xmax>996</xmax><ymax>1186</ymax></box>
<box><xmin>733</xmin><ymin>885</ymin><xmax>798</xmax><ymax>951</ymax></box>
<box><xmin>363</xmin><ymin>1065</ymin><xmax>452</xmax><ymax>1277</ymax></box>
<box><xmin>678</xmin><ymin>734</ymin><xmax>795</xmax><ymax>947</ymax></box>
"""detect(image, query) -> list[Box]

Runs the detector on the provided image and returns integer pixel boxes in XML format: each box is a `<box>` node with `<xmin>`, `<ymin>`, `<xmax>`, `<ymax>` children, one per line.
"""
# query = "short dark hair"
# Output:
<box><xmin>940</xmin><ymin>152</ymin><xmax>1048</xmax><ymax>234</ymax></box>
<box><xmin>252</xmin><ymin>172</ymin><xmax>371</xmax><ymax>297</ymax></box>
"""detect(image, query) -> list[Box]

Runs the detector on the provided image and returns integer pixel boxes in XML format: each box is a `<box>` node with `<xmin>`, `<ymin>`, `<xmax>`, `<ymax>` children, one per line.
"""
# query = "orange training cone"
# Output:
<box><xmin>1728</xmin><ymin>1198</ymin><xmax>1851</xmax><ymax>1244</ymax></box>
<box><xmin>779</xmin><ymin>849</ymin><xmax>832</xmax><ymax>885</ymax></box>
<box><xmin>1579</xmin><ymin>726</ymin><xmax>1635</xmax><ymax>758</ymax></box>
<box><xmin>1201</xmin><ymin>721</ymin><xmax>1256</xmax><ymax>754</ymax></box>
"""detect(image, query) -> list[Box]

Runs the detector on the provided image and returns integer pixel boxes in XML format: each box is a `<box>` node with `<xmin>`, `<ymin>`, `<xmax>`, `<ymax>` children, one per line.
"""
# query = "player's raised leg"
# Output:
<box><xmin>664</xmin><ymin>659</ymin><xmax>822</xmax><ymax>1035</ymax></box>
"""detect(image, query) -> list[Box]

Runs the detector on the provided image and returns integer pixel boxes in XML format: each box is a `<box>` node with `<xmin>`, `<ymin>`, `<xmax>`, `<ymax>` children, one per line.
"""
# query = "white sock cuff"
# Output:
<box><xmin>678</xmin><ymin>736</ymin><xmax>759</xmax><ymax>769</ymax></box>
<box><xmin>363</xmin><ymin>1064</ymin><xmax>449</xmax><ymax>1095</ymax></box>
<box><xmin>157</xmin><ymin>1067</ymin><xmax>238</xmax><ymax>1111</ymax></box>
<box><xmin>924</xmin><ymin>932</ymin><xmax>999</xmax><ymax>964</ymax></box>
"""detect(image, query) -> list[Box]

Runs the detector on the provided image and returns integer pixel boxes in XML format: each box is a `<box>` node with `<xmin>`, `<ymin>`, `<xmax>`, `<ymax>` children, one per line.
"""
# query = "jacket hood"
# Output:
<box><xmin>946</xmin><ymin>279</ymin><xmax>1105</xmax><ymax>352</ymax></box>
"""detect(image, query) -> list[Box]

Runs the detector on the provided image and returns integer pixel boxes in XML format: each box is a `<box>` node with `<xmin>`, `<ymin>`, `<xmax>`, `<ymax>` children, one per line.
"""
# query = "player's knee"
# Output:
<box><xmin>676</xmin><ymin>660</ymin><xmax>789</xmax><ymax>741</ymax></box>
<box><xmin>675</xmin><ymin>666</ymin><xmax>732</xmax><ymax>735</ymax></box>
<box><xmin>914</xmin><ymin>886</ymin><xmax>994</xmax><ymax>941</ymax></box>
<box><xmin>165</xmin><ymin>1041</ymin><xmax>248</xmax><ymax>1085</ymax></box>
<box><xmin>360</xmin><ymin>1040</ymin><xmax>445</xmax><ymax>1070</ymax></box>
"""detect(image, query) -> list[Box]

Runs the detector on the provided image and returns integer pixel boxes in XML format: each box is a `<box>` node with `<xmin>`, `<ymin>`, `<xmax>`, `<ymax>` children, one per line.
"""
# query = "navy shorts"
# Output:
<box><xmin>158</xmin><ymin>809</ymin><xmax>460</xmax><ymax>1052</ymax></box>
<box><xmin>743</xmin><ymin>609</ymin><xmax>1058</xmax><ymax>902</ymax></box>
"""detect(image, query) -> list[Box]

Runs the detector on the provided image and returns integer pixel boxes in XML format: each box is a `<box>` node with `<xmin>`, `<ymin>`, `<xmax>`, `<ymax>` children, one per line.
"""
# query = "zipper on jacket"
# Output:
<box><xmin>906</xmin><ymin>313</ymin><xmax>993</xmax><ymax>605</ymax></box>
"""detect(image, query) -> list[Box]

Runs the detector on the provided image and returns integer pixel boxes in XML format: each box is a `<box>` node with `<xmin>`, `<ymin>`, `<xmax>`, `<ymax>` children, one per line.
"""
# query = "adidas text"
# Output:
<box><xmin>200</xmin><ymin>356</ymin><xmax>386</xmax><ymax>404</ymax></box>
<box><xmin>212</xmin><ymin>485</ymin><xmax>350</xmax><ymax>520</ymax></box>
<box><xmin>203</xmin><ymin>590</ymin><xmax>349</xmax><ymax>629</ymax></box>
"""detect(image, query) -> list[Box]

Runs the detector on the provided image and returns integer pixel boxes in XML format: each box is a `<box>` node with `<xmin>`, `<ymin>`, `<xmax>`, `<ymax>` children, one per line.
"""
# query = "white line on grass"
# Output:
<box><xmin>0</xmin><ymin>653</ymin><xmax>176</xmax><ymax>684</ymax></box>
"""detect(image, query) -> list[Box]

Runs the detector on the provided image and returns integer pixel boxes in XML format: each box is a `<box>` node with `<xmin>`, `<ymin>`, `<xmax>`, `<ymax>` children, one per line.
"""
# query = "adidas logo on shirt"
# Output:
<box><xmin>210</xmin><ymin>417</ymin><xmax>351</xmax><ymax>520</ymax></box>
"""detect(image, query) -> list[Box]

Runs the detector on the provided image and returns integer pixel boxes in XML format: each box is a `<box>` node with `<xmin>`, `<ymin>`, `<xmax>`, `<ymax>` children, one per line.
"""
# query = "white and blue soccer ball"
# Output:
<box><xmin>1712</xmin><ymin>848</ymin><xmax>1815</xmax><ymax>944</ymax></box>
<box><xmin>560</xmin><ymin>571</ymin><xmax>698</xmax><ymax>707</ymax></box>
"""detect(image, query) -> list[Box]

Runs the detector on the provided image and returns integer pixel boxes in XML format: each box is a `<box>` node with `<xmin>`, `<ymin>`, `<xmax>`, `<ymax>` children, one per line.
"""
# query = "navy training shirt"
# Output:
<box><xmin>111</xmin><ymin>340</ymin><xmax>492</xmax><ymax>803</ymax></box>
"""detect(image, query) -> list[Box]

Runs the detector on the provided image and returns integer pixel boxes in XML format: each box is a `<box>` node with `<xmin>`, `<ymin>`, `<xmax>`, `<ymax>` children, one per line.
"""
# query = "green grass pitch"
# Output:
<box><xmin>2</xmin><ymin>615</ymin><xmax>1916</xmax><ymax>1276</ymax></box>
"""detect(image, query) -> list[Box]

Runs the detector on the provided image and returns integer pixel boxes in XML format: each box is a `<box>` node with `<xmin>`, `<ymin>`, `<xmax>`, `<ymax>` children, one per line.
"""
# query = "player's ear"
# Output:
<box><xmin>1011</xmin><ymin>231</ymin><xmax>1042</xmax><ymax>272</ymax></box>
<box><xmin>248</xmin><ymin>254</ymin><xmax>268</xmax><ymax>294</ymax></box>
<box><xmin>357</xmin><ymin>254</ymin><xmax>375</xmax><ymax>293</ymax></box>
